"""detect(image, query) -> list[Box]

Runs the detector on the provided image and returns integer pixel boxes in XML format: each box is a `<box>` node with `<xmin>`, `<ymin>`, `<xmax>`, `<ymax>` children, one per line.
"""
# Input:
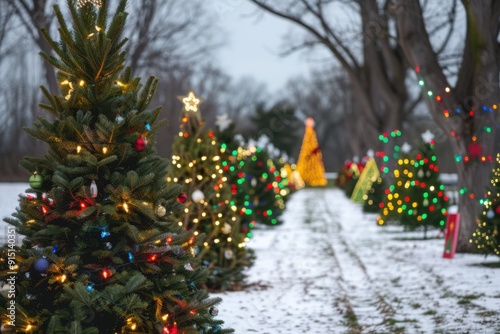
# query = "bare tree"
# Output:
<box><xmin>248</xmin><ymin>0</ymin><xmax>412</xmax><ymax>157</ymax></box>
<box><xmin>0</xmin><ymin>0</ymin><xmax>226</xmax><ymax>178</ymax></box>
<box><xmin>5</xmin><ymin>0</ymin><xmax>57</xmax><ymax>92</ymax></box>
<box><xmin>395</xmin><ymin>0</ymin><xmax>500</xmax><ymax>252</ymax></box>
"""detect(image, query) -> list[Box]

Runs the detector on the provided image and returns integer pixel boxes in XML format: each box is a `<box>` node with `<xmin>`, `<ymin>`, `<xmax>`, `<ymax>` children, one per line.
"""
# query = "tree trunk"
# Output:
<box><xmin>395</xmin><ymin>0</ymin><xmax>499</xmax><ymax>252</ymax></box>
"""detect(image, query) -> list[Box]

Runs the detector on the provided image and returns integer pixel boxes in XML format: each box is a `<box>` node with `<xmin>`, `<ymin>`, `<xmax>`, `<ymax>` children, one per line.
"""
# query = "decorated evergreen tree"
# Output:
<box><xmin>377</xmin><ymin>145</ymin><xmax>414</xmax><ymax>227</ymax></box>
<box><xmin>470</xmin><ymin>153</ymin><xmax>500</xmax><ymax>256</ymax></box>
<box><xmin>0</xmin><ymin>1</ymin><xmax>233</xmax><ymax>333</ymax></box>
<box><xmin>351</xmin><ymin>157</ymin><xmax>377</xmax><ymax>203</ymax></box>
<box><xmin>405</xmin><ymin>132</ymin><xmax>448</xmax><ymax>238</ymax></box>
<box><xmin>296</xmin><ymin>117</ymin><xmax>327</xmax><ymax>187</ymax></box>
<box><xmin>167</xmin><ymin>93</ymin><xmax>253</xmax><ymax>291</ymax></box>
<box><xmin>217</xmin><ymin>120</ymin><xmax>289</xmax><ymax>233</ymax></box>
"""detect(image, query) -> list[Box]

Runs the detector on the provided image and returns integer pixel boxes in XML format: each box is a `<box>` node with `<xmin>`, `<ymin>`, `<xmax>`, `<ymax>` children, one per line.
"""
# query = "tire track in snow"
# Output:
<box><xmin>314</xmin><ymin>190</ymin><xmax>400</xmax><ymax>333</ymax></box>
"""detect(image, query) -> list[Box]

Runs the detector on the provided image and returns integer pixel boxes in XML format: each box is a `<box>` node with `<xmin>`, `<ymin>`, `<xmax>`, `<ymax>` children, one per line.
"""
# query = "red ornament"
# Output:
<box><xmin>177</xmin><ymin>193</ymin><xmax>187</xmax><ymax>203</ymax></box>
<box><xmin>135</xmin><ymin>137</ymin><xmax>146</xmax><ymax>151</ymax></box>
<box><xmin>496</xmin><ymin>206</ymin><xmax>500</xmax><ymax>215</ymax></box>
<box><xmin>467</xmin><ymin>142</ymin><xmax>482</xmax><ymax>159</ymax></box>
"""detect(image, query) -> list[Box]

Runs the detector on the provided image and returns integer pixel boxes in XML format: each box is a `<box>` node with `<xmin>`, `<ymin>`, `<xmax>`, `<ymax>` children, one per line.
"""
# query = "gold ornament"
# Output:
<box><xmin>155</xmin><ymin>205</ymin><xmax>167</xmax><ymax>217</ymax></box>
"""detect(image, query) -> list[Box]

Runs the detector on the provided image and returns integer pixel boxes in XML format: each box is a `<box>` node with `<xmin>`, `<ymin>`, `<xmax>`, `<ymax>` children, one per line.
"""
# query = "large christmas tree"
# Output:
<box><xmin>0</xmin><ymin>1</ymin><xmax>233</xmax><ymax>333</ymax></box>
<box><xmin>167</xmin><ymin>93</ymin><xmax>253</xmax><ymax>291</ymax></box>
<box><xmin>470</xmin><ymin>153</ymin><xmax>500</xmax><ymax>256</ymax></box>
<box><xmin>296</xmin><ymin>117</ymin><xmax>327</xmax><ymax>187</ymax></box>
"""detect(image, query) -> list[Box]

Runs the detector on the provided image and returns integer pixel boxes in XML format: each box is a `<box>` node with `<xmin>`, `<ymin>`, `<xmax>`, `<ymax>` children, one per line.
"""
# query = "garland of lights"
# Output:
<box><xmin>413</xmin><ymin>66</ymin><xmax>495</xmax><ymax>164</ymax></box>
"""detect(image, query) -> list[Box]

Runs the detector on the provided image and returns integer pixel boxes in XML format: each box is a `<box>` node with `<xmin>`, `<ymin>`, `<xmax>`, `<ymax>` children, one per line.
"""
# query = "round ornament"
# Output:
<box><xmin>209</xmin><ymin>306</ymin><xmax>219</xmax><ymax>317</ymax></box>
<box><xmin>417</xmin><ymin>169</ymin><xmax>424</xmax><ymax>178</ymax></box>
<box><xmin>155</xmin><ymin>205</ymin><xmax>167</xmax><ymax>217</ymax></box>
<box><xmin>221</xmin><ymin>222</ymin><xmax>232</xmax><ymax>234</ymax></box>
<box><xmin>486</xmin><ymin>209</ymin><xmax>494</xmax><ymax>219</ymax></box>
<box><xmin>29</xmin><ymin>172</ymin><xmax>43</xmax><ymax>189</ymax></box>
<box><xmin>34</xmin><ymin>257</ymin><xmax>50</xmax><ymax>273</ymax></box>
<box><xmin>250</xmin><ymin>178</ymin><xmax>257</xmax><ymax>187</ymax></box>
<box><xmin>305</xmin><ymin>117</ymin><xmax>315</xmax><ymax>127</ymax></box>
<box><xmin>177</xmin><ymin>193</ymin><xmax>187</xmax><ymax>203</ymax></box>
<box><xmin>1</xmin><ymin>323</ymin><xmax>15</xmax><ymax>334</ymax></box>
<box><xmin>134</xmin><ymin>137</ymin><xmax>147</xmax><ymax>151</ymax></box>
<box><xmin>496</xmin><ymin>206</ymin><xmax>500</xmax><ymax>215</ymax></box>
<box><xmin>191</xmin><ymin>190</ymin><xmax>204</xmax><ymax>203</ymax></box>
<box><xmin>224</xmin><ymin>249</ymin><xmax>233</xmax><ymax>259</ymax></box>
<box><xmin>0</xmin><ymin>283</ymin><xmax>11</xmax><ymax>298</ymax></box>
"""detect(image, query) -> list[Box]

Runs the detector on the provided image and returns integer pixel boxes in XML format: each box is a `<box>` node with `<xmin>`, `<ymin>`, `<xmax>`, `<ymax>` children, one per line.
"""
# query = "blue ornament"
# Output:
<box><xmin>145</xmin><ymin>122</ymin><xmax>151</xmax><ymax>131</ymax></box>
<box><xmin>100</xmin><ymin>228</ymin><xmax>110</xmax><ymax>239</ymax></box>
<box><xmin>34</xmin><ymin>257</ymin><xmax>50</xmax><ymax>273</ymax></box>
<box><xmin>211</xmin><ymin>325</ymin><xmax>222</xmax><ymax>333</ymax></box>
<box><xmin>86</xmin><ymin>283</ymin><xmax>94</xmax><ymax>291</ymax></box>
<box><xmin>51</xmin><ymin>245</ymin><xmax>58</xmax><ymax>253</ymax></box>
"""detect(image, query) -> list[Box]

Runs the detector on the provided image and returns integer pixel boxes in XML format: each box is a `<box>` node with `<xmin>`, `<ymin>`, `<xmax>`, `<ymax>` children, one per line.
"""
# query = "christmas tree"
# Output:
<box><xmin>404</xmin><ymin>132</ymin><xmax>448</xmax><ymax>238</ymax></box>
<box><xmin>336</xmin><ymin>160</ymin><xmax>363</xmax><ymax>197</ymax></box>
<box><xmin>167</xmin><ymin>92</ymin><xmax>253</xmax><ymax>291</ymax></box>
<box><xmin>0</xmin><ymin>1</ymin><xmax>233</xmax><ymax>333</ymax></box>
<box><xmin>296</xmin><ymin>117</ymin><xmax>327</xmax><ymax>187</ymax></box>
<box><xmin>470</xmin><ymin>153</ymin><xmax>500</xmax><ymax>256</ymax></box>
<box><xmin>351</xmin><ymin>157</ymin><xmax>379</xmax><ymax>203</ymax></box>
<box><xmin>376</xmin><ymin>146</ymin><xmax>414</xmax><ymax>227</ymax></box>
<box><xmin>217</xmin><ymin>121</ymin><xmax>289</xmax><ymax>233</ymax></box>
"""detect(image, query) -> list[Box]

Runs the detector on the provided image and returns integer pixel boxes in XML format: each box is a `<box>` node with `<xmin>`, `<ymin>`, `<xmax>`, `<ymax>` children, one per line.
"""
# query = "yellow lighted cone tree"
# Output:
<box><xmin>296</xmin><ymin>117</ymin><xmax>327</xmax><ymax>186</ymax></box>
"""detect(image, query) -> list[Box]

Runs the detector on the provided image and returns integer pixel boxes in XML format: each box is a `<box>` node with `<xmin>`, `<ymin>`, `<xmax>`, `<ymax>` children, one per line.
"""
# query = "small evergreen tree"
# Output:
<box><xmin>167</xmin><ymin>92</ymin><xmax>253</xmax><ymax>291</ymax></box>
<box><xmin>377</xmin><ymin>152</ymin><xmax>414</xmax><ymax>226</ymax></box>
<box><xmin>0</xmin><ymin>1</ymin><xmax>233</xmax><ymax>333</ymax></box>
<box><xmin>217</xmin><ymin>122</ymin><xmax>289</xmax><ymax>233</ymax></box>
<box><xmin>470</xmin><ymin>153</ymin><xmax>500</xmax><ymax>256</ymax></box>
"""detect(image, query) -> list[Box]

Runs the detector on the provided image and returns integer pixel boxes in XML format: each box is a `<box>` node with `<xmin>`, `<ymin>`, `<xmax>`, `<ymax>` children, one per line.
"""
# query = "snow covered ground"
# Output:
<box><xmin>1</xmin><ymin>184</ymin><xmax>499</xmax><ymax>333</ymax></box>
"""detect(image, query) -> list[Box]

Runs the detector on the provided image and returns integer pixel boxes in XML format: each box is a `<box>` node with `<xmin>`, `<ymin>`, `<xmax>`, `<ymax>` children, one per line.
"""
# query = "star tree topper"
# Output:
<box><xmin>216</xmin><ymin>114</ymin><xmax>232</xmax><ymax>131</ymax></box>
<box><xmin>179</xmin><ymin>91</ymin><xmax>202</xmax><ymax>112</ymax></box>
<box><xmin>421</xmin><ymin>130</ymin><xmax>435</xmax><ymax>143</ymax></box>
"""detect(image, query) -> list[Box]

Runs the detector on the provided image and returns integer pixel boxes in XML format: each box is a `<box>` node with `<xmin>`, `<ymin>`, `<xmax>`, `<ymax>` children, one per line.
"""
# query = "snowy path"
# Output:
<box><xmin>0</xmin><ymin>184</ymin><xmax>499</xmax><ymax>333</ymax></box>
<box><xmin>219</xmin><ymin>188</ymin><xmax>500</xmax><ymax>334</ymax></box>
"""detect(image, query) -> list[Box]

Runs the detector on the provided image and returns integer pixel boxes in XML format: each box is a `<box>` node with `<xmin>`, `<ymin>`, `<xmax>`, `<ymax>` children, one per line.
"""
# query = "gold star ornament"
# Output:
<box><xmin>179</xmin><ymin>91</ymin><xmax>202</xmax><ymax>112</ymax></box>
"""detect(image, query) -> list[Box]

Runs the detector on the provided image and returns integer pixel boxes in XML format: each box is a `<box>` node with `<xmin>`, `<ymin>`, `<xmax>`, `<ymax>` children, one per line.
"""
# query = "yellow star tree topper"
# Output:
<box><xmin>179</xmin><ymin>90</ymin><xmax>203</xmax><ymax>112</ymax></box>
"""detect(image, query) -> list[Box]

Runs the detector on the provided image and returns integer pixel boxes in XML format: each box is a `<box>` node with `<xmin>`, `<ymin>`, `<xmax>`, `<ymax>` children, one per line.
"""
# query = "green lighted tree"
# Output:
<box><xmin>217</xmin><ymin>119</ymin><xmax>290</xmax><ymax>235</ymax></box>
<box><xmin>167</xmin><ymin>92</ymin><xmax>254</xmax><ymax>291</ymax></box>
<box><xmin>0</xmin><ymin>1</ymin><xmax>233</xmax><ymax>333</ymax></box>
<box><xmin>470</xmin><ymin>153</ymin><xmax>500</xmax><ymax>256</ymax></box>
<box><xmin>377</xmin><ymin>148</ymin><xmax>414</xmax><ymax>227</ymax></box>
<box><xmin>404</xmin><ymin>135</ymin><xmax>448</xmax><ymax>238</ymax></box>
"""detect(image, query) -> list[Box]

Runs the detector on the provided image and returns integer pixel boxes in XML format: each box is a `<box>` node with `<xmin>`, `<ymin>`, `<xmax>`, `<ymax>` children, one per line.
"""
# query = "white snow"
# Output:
<box><xmin>1</xmin><ymin>184</ymin><xmax>499</xmax><ymax>333</ymax></box>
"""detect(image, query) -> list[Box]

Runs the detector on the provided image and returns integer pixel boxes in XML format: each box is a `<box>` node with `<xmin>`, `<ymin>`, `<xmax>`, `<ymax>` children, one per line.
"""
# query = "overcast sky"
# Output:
<box><xmin>211</xmin><ymin>1</ymin><xmax>316</xmax><ymax>93</ymax></box>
